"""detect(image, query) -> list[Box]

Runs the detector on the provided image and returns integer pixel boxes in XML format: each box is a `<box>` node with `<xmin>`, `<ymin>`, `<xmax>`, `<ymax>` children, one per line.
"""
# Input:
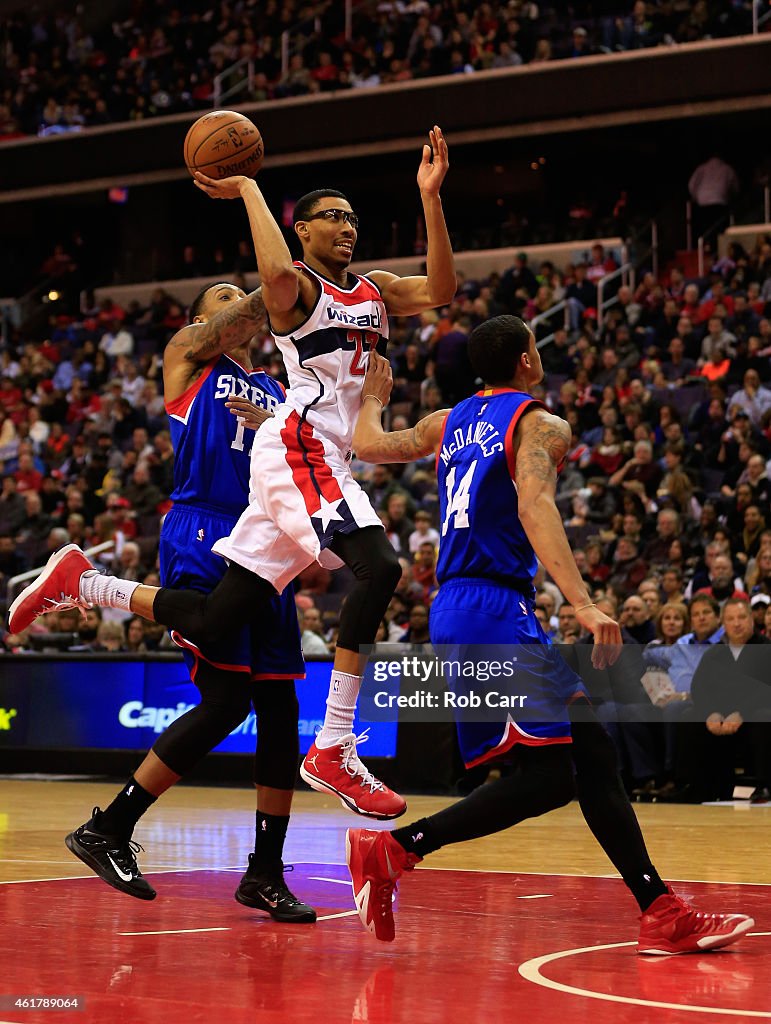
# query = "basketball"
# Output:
<box><xmin>184</xmin><ymin>110</ymin><xmax>264</xmax><ymax>180</ymax></box>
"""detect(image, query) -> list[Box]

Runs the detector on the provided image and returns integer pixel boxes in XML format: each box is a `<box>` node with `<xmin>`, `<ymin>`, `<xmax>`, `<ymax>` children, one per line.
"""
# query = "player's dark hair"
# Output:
<box><xmin>293</xmin><ymin>189</ymin><xmax>349</xmax><ymax>224</ymax></box>
<box><xmin>189</xmin><ymin>282</ymin><xmax>232</xmax><ymax>322</ymax></box>
<box><xmin>468</xmin><ymin>315</ymin><xmax>532</xmax><ymax>386</ymax></box>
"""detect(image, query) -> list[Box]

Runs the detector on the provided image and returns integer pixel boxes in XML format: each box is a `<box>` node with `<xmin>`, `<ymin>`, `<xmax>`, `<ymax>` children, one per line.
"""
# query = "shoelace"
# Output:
<box><xmin>376</xmin><ymin>880</ymin><xmax>397</xmax><ymax>918</ymax></box>
<box><xmin>250</xmin><ymin>861</ymin><xmax>303</xmax><ymax>904</ymax></box>
<box><xmin>104</xmin><ymin>839</ymin><xmax>144</xmax><ymax>873</ymax></box>
<box><xmin>339</xmin><ymin>729</ymin><xmax>386</xmax><ymax>793</ymax></box>
<box><xmin>42</xmin><ymin>592</ymin><xmax>91</xmax><ymax>621</ymax></box>
<box><xmin>655</xmin><ymin>893</ymin><xmax>728</xmax><ymax>937</ymax></box>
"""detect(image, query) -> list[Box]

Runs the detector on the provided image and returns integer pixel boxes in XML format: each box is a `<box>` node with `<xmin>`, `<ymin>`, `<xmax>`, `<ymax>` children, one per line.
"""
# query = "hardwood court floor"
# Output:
<box><xmin>1</xmin><ymin>780</ymin><xmax>769</xmax><ymax>1024</ymax></box>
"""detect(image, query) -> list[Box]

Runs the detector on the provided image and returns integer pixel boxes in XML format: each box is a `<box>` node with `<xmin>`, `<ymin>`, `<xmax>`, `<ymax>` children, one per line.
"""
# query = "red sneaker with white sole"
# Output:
<box><xmin>638</xmin><ymin>886</ymin><xmax>754</xmax><ymax>955</ymax></box>
<box><xmin>346</xmin><ymin>828</ymin><xmax>420</xmax><ymax>942</ymax></box>
<box><xmin>8</xmin><ymin>544</ymin><xmax>95</xmax><ymax>634</ymax></box>
<box><xmin>300</xmin><ymin>731</ymin><xmax>407</xmax><ymax>820</ymax></box>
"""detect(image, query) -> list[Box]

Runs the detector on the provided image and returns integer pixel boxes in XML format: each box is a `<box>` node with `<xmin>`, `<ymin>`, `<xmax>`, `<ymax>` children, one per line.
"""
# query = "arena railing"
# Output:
<box><xmin>753</xmin><ymin>0</ymin><xmax>771</xmax><ymax>32</ymax></box>
<box><xmin>597</xmin><ymin>260</ymin><xmax>634</xmax><ymax>330</ymax></box>
<box><xmin>534</xmin><ymin>244</ymin><xmax>633</xmax><ymax>348</ymax></box>
<box><xmin>213</xmin><ymin>57</ymin><xmax>255</xmax><ymax>108</ymax></box>
<box><xmin>531</xmin><ymin>300</ymin><xmax>570</xmax><ymax>349</ymax></box>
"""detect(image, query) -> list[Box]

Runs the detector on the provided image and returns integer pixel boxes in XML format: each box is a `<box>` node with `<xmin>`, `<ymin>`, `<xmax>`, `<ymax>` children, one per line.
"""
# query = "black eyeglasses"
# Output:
<box><xmin>305</xmin><ymin>208</ymin><xmax>359</xmax><ymax>230</ymax></box>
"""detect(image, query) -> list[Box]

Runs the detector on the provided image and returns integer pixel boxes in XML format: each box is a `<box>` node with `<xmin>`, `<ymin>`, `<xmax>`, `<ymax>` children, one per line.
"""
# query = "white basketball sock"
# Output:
<box><xmin>316</xmin><ymin>670</ymin><xmax>362</xmax><ymax>747</ymax></box>
<box><xmin>80</xmin><ymin>571</ymin><xmax>140</xmax><ymax>612</ymax></box>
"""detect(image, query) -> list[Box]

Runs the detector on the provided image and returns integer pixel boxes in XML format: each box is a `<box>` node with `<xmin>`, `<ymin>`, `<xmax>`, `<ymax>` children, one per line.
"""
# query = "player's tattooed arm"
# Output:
<box><xmin>355</xmin><ymin>407</ymin><xmax>448</xmax><ymax>464</ymax></box>
<box><xmin>166</xmin><ymin>288</ymin><xmax>267</xmax><ymax>365</ymax></box>
<box><xmin>515</xmin><ymin>409</ymin><xmax>623</xmax><ymax>665</ymax></box>
<box><xmin>514</xmin><ymin>410</ymin><xmax>586</xmax><ymax>597</ymax></box>
<box><xmin>515</xmin><ymin>410</ymin><xmax>571</xmax><ymax>491</ymax></box>
<box><xmin>353</xmin><ymin>352</ymin><xmax>447</xmax><ymax>463</ymax></box>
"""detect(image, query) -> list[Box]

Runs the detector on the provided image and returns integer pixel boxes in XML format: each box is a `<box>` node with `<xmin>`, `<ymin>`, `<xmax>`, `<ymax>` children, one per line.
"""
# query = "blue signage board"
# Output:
<box><xmin>0</xmin><ymin>658</ymin><xmax>396</xmax><ymax>758</ymax></box>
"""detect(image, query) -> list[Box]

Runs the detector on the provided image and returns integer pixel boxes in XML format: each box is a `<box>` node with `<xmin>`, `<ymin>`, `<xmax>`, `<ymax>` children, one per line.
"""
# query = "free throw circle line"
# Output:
<box><xmin>519</xmin><ymin>938</ymin><xmax>771</xmax><ymax>1018</ymax></box>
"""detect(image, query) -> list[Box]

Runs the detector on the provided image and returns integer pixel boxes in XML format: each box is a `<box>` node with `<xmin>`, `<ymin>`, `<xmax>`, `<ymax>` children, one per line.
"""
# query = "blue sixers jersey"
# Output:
<box><xmin>436</xmin><ymin>388</ymin><xmax>545</xmax><ymax>588</ymax></box>
<box><xmin>166</xmin><ymin>353</ymin><xmax>285</xmax><ymax>516</ymax></box>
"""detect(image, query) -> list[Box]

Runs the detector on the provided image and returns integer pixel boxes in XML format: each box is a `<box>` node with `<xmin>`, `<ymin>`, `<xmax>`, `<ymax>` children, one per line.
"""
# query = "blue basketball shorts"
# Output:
<box><xmin>159</xmin><ymin>503</ymin><xmax>304</xmax><ymax>680</ymax></box>
<box><xmin>429</xmin><ymin>578</ymin><xmax>587</xmax><ymax>768</ymax></box>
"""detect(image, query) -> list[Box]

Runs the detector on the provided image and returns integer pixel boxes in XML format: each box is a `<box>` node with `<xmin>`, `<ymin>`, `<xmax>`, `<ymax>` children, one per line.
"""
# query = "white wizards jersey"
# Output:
<box><xmin>270</xmin><ymin>261</ymin><xmax>389</xmax><ymax>451</ymax></box>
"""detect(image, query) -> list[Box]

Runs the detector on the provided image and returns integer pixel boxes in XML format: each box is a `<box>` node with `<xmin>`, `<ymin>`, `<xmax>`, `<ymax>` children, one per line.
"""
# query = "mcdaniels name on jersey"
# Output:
<box><xmin>438</xmin><ymin>419</ymin><xmax>505</xmax><ymax>465</ymax></box>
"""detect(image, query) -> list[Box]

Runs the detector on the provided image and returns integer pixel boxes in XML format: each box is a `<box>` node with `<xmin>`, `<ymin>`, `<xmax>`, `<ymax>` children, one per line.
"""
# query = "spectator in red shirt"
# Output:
<box><xmin>412</xmin><ymin>541</ymin><xmax>438</xmax><ymax>600</ymax></box>
<box><xmin>311</xmin><ymin>52</ymin><xmax>340</xmax><ymax>90</ymax></box>
<box><xmin>585</xmin><ymin>539</ymin><xmax>611</xmax><ymax>584</ymax></box>
<box><xmin>586</xmin><ymin>243</ymin><xmax>618</xmax><ymax>285</ymax></box>
<box><xmin>14</xmin><ymin>452</ymin><xmax>43</xmax><ymax>493</ymax></box>
<box><xmin>0</xmin><ymin>377</ymin><xmax>24</xmax><ymax>422</ymax></box>
<box><xmin>66</xmin><ymin>380</ymin><xmax>102</xmax><ymax>424</ymax></box>
<box><xmin>697</xmin><ymin>280</ymin><xmax>735</xmax><ymax>324</ymax></box>
<box><xmin>698</xmin><ymin>347</ymin><xmax>731</xmax><ymax>383</ymax></box>
<box><xmin>679</xmin><ymin>283</ymin><xmax>701</xmax><ymax>321</ymax></box>
<box><xmin>697</xmin><ymin>554</ymin><xmax>749</xmax><ymax>606</ymax></box>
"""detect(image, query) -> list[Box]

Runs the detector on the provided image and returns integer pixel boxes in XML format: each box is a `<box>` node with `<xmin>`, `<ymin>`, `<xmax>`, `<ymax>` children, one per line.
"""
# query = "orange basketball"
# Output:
<box><xmin>184</xmin><ymin>110</ymin><xmax>264</xmax><ymax>180</ymax></box>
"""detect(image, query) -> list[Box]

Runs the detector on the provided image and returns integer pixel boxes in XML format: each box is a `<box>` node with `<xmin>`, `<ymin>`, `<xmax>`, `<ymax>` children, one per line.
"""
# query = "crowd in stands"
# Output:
<box><xmin>2</xmin><ymin>228</ymin><xmax>771</xmax><ymax>799</ymax></box>
<box><xmin>0</xmin><ymin>1</ymin><xmax>760</xmax><ymax>140</ymax></box>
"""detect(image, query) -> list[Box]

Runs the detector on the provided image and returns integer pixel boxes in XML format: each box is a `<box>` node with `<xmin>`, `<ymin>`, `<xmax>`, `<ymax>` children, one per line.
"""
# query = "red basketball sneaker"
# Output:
<box><xmin>8</xmin><ymin>544</ymin><xmax>95</xmax><ymax>634</ymax></box>
<box><xmin>638</xmin><ymin>886</ymin><xmax>754</xmax><ymax>955</ymax></box>
<box><xmin>300</xmin><ymin>731</ymin><xmax>407</xmax><ymax>820</ymax></box>
<box><xmin>346</xmin><ymin>828</ymin><xmax>421</xmax><ymax>942</ymax></box>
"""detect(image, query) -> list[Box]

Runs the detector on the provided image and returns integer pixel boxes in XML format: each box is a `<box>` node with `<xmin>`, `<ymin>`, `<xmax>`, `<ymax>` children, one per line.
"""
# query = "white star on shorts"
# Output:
<box><xmin>312</xmin><ymin>495</ymin><xmax>345</xmax><ymax>532</ymax></box>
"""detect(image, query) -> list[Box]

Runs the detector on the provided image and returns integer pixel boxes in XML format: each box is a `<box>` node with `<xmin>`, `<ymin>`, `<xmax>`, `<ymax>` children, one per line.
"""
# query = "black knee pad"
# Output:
<box><xmin>549</xmin><ymin>771</ymin><xmax>577</xmax><ymax>809</ymax></box>
<box><xmin>151</xmin><ymin>663</ymin><xmax>252</xmax><ymax>776</ymax></box>
<box><xmin>252</xmin><ymin>680</ymin><xmax>300</xmax><ymax>790</ymax></box>
<box><xmin>373</xmin><ymin>541</ymin><xmax>402</xmax><ymax>591</ymax></box>
<box><xmin>250</xmin><ymin>679</ymin><xmax>299</xmax><ymax>719</ymax></box>
<box><xmin>520</xmin><ymin>745</ymin><xmax>576</xmax><ymax>811</ymax></box>
<box><xmin>571</xmin><ymin>721</ymin><xmax>620</xmax><ymax>782</ymax></box>
<box><xmin>332</xmin><ymin>527</ymin><xmax>402</xmax><ymax>651</ymax></box>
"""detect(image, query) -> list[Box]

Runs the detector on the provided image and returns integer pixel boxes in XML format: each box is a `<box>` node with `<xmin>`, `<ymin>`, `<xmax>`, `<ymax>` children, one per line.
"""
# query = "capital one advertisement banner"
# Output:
<box><xmin>0</xmin><ymin>657</ymin><xmax>396</xmax><ymax>758</ymax></box>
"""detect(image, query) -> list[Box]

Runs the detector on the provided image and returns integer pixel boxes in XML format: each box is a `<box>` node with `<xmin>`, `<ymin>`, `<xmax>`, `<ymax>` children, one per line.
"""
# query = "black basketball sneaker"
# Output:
<box><xmin>235</xmin><ymin>856</ymin><xmax>316</xmax><ymax>923</ymax></box>
<box><xmin>65</xmin><ymin>807</ymin><xmax>156</xmax><ymax>900</ymax></box>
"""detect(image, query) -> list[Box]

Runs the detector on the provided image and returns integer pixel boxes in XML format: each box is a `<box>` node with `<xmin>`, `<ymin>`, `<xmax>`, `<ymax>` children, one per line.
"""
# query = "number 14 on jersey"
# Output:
<box><xmin>441</xmin><ymin>460</ymin><xmax>478</xmax><ymax>535</ymax></box>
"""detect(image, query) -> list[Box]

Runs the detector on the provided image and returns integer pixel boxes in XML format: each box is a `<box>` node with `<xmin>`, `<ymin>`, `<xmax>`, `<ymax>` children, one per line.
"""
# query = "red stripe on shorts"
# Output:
<box><xmin>281</xmin><ymin>411</ymin><xmax>344</xmax><ymax>516</ymax></box>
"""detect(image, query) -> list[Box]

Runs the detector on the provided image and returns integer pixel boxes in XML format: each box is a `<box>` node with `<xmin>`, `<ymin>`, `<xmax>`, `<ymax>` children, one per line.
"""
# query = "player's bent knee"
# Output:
<box><xmin>571</xmin><ymin>722</ymin><xmax>619</xmax><ymax>781</ymax></box>
<box><xmin>152</xmin><ymin>699</ymin><xmax>250</xmax><ymax>776</ymax></box>
<box><xmin>251</xmin><ymin>681</ymin><xmax>299</xmax><ymax>721</ymax></box>
<box><xmin>539</xmin><ymin>772</ymin><xmax>576</xmax><ymax>811</ymax></box>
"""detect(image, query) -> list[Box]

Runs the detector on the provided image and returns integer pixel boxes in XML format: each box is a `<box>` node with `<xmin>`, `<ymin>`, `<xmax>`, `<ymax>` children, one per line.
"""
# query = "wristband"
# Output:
<box><xmin>575</xmin><ymin>601</ymin><xmax>596</xmax><ymax>612</ymax></box>
<box><xmin>363</xmin><ymin>395</ymin><xmax>384</xmax><ymax>409</ymax></box>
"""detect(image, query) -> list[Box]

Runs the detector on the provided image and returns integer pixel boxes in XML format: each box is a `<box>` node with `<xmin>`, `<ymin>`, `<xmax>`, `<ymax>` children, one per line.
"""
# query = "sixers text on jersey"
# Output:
<box><xmin>166</xmin><ymin>353</ymin><xmax>285</xmax><ymax>515</ymax></box>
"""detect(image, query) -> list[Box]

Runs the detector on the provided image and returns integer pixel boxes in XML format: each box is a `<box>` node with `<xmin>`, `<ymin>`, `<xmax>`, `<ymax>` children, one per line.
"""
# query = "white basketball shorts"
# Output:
<box><xmin>212</xmin><ymin>406</ymin><xmax>383</xmax><ymax>592</ymax></box>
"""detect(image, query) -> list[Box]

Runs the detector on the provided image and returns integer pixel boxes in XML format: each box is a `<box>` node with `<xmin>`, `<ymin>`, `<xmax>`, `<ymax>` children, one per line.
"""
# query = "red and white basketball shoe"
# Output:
<box><xmin>346</xmin><ymin>828</ymin><xmax>421</xmax><ymax>942</ymax></box>
<box><xmin>300</xmin><ymin>731</ymin><xmax>407</xmax><ymax>820</ymax></box>
<box><xmin>8</xmin><ymin>544</ymin><xmax>95</xmax><ymax>634</ymax></box>
<box><xmin>638</xmin><ymin>886</ymin><xmax>754</xmax><ymax>955</ymax></box>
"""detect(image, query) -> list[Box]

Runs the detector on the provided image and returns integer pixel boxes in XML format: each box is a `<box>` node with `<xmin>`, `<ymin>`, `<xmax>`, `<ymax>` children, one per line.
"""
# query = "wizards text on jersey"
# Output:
<box><xmin>326</xmin><ymin>303</ymin><xmax>384</xmax><ymax>330</ymax></box>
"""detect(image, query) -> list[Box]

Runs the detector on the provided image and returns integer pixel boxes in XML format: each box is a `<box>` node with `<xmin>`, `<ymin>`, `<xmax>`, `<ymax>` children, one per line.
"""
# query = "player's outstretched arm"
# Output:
<box><xmin>193</xmin><ymin>172</ymin><xmax>304</xmax><ymax>314</ymax></box>
<box><xmin>515</xmin><ymin>408</ymin><xmax>622</xmax><ymax>667</ymax></box>
<box><xmin>369</xmin><ymin>127</ymin><xmax>456</xmax><ymax>316</ymax></box>
<box><xmin>353</xmin><ymin>353</ymin><xmax>448</xmax><ymax>463</ymax></box>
